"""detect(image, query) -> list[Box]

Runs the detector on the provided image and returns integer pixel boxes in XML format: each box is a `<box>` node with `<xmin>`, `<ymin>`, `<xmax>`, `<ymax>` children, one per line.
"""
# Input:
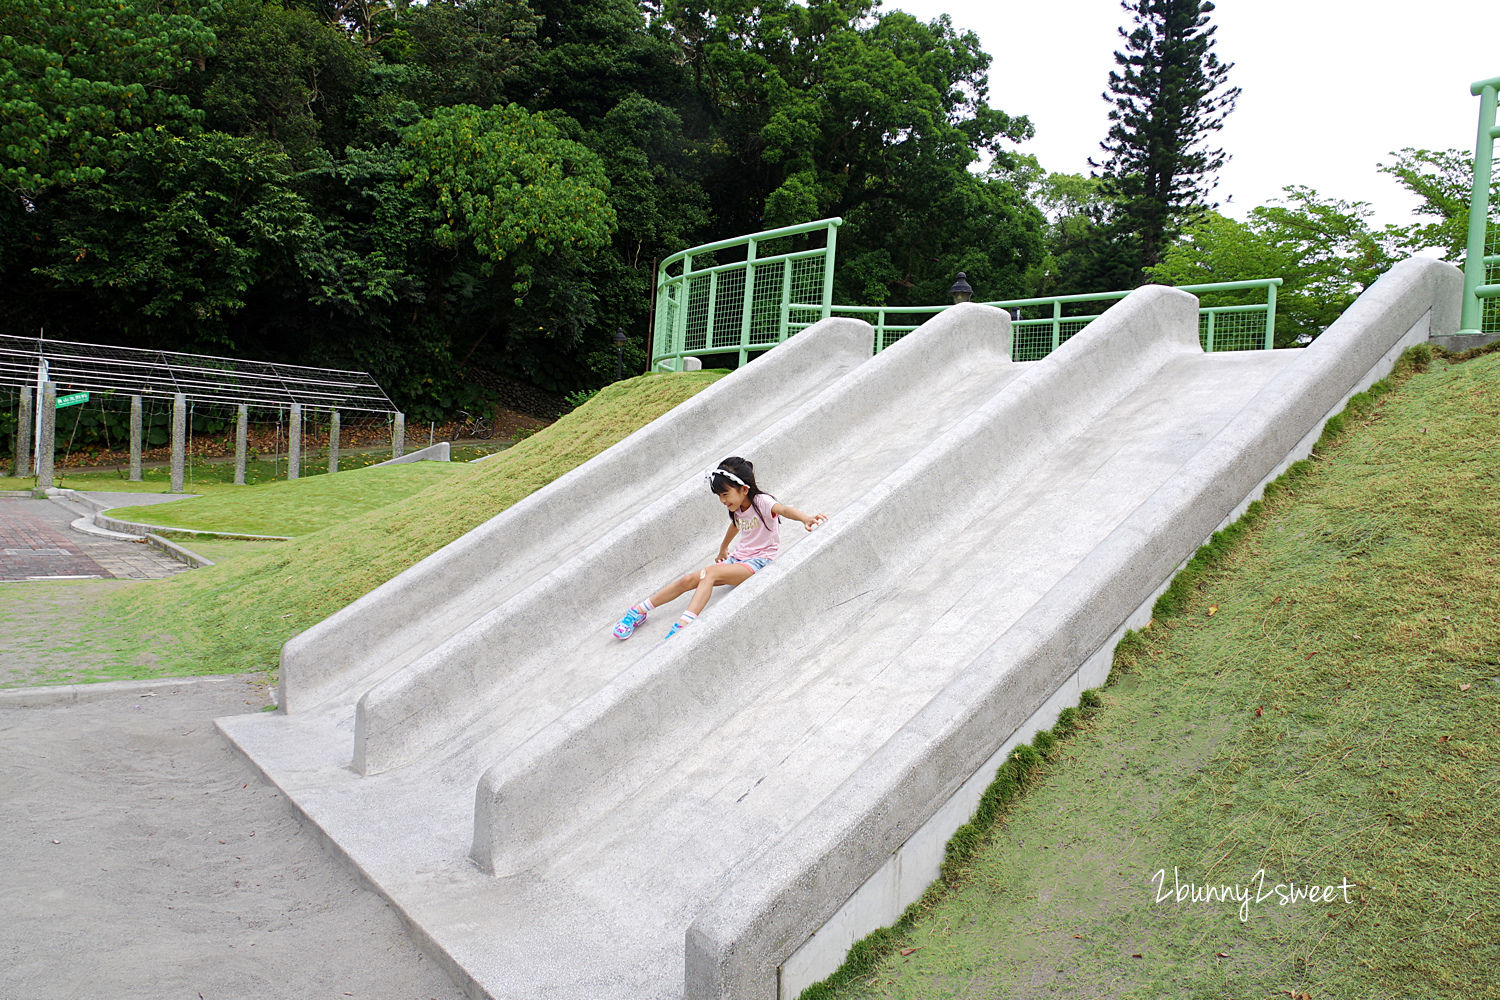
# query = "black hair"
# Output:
<box><xmin>708</xmin><ymin>455</ymin><xmax>776</xmax><ymax>525</ymax></box>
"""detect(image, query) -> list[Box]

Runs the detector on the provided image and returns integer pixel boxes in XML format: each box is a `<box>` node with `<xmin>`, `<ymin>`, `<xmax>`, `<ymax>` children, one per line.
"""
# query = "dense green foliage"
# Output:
<box><xmin>0</xmin><ymin>0</ymin><xmax>1481</xmax><ymax>428</ymax></box>
<box><xmin>0</xmin><ymin>0</ymin><xmax>1045</xmax><ymax>417</ymax></box>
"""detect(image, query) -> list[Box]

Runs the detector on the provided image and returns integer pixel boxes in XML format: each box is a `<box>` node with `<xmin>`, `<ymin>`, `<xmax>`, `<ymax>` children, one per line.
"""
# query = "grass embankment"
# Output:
<box><xmin>106</xmin><ymin>461</ymin><xmax>465</xmax><ymax>536</ymax></box>
<box><xmin>0</xmin><ymin>371</ymin><xmax>723</xmax><ymax>685</ymax></box>
<box><xmin>0</xmin><ymin>443</ymin><xmax>504</xmax><ymax>494</ymax></box>
<box><xmin>805</xmin><ymin>346</ymin><xmax>1500</xmax><ymax>1000</ymax></box>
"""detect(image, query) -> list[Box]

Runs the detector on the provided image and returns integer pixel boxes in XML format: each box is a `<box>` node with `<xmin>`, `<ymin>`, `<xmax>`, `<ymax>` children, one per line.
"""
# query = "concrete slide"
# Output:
<box><xmin>218</xmin><ymin>258</ymin><xmax>1460</xmax><ymax>1000</ymax></box>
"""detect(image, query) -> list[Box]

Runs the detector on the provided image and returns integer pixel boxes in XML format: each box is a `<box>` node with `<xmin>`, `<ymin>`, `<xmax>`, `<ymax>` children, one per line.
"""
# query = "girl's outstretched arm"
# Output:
<box><xmin>771</xmin><ymin>502</ymin><xmax>828</xmax><ymax>531</ymax></box>
<box><xmin>717</xmin><ymin>522</ymin><xmax>739</xmax><ymax>561</ymax></box>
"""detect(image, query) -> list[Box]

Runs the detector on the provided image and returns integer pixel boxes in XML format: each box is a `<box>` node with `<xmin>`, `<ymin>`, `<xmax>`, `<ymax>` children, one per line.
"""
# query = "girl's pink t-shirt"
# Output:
<box><xmin>730</xmin><ymin>494</ymin><xmax>780</xmax><ymax>560</ymax></box>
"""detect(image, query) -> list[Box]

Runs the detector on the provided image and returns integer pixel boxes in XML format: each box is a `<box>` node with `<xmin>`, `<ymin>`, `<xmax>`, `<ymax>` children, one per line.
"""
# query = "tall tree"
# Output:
<box><xmin>1090</xmin><ymin>0</ymin><xmax>1239</xmax><ymax>282</ymax></box>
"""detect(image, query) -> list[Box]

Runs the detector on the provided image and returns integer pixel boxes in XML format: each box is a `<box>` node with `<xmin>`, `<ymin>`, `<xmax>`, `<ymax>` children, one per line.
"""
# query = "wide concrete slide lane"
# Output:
<box><xmin>350</xmin><ymin>304</ymin><xmax>1017</xmax><ymax>776</ymax></box>
<box><xmin>681</xmin><ymin>258</ymin><xmax>1464</xmax><ymax>1000</ymax></box>
<box><xmin>276</xmin><ymin>317</ymin><xmax>874</xmax><ymax>714</ymax></box>
<box><xmin>467</xmin><ymin>287</ymin><xmax>1202</xmax><ymax>878</ymax></box>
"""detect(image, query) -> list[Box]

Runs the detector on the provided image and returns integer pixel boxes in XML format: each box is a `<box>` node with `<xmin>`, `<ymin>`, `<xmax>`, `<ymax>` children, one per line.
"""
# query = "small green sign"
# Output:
<box><xmin>56</xmin><ymin>391</ymin><xmax>89</xmax><ymax>408</ymax></box>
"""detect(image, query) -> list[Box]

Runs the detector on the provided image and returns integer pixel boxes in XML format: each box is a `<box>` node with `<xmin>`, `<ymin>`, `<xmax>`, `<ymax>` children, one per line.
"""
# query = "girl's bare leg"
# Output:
<box><xmin>647</xmin><ymin>563</ymin><xmax>754</xmax><ymax>615</ymax></box>
<box><xmin>686</xmin><ymin>563</ymin><xmax>754</xmax><ymax>615</ymax></box>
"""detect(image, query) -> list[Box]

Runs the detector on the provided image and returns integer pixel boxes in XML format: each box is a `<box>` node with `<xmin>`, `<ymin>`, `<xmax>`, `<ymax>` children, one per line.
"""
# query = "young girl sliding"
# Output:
<box><xmin>612</xmin><ymin>456</ymin><xmax>828</xmax><ymax>640</ymax></box>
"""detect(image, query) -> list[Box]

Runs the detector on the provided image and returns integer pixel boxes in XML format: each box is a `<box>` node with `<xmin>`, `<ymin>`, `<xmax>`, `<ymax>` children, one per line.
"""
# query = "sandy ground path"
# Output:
<box><xmin>0</xmin><ymin>675</ymin><xmax>465</xmax><ymax>1000</ymax></box>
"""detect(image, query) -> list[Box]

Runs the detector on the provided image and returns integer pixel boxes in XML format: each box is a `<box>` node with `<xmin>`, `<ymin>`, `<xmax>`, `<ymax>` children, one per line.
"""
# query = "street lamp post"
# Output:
<box><xmin>613</xmin><ymin>327</ymin><xmax>627</xmax><ymax>381</ymax></box>
<box><xmin>949</xmin><ymin>272</ymin><xmax>974</xmax><ymax>304</ymax></box>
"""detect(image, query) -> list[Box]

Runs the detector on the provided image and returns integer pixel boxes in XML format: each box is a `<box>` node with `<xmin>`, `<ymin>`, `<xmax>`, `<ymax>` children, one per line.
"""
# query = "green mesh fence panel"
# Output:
<box><xmin>1199</xmin><ymin>309</ymin><xmax>1268</xmax><ymax>352</ymax></box>
<box><xmin>711</xmin><ymin>269</ymin><xmax>747</xmax><ymax>350</ymax></box>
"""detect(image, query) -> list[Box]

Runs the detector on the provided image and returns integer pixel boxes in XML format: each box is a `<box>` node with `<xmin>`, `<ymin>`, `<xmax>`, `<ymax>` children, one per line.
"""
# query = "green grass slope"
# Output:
<box><xmin>0</xmin><ymin>371</ymin><xmax>722</xmax><ymax>685</ymax></box>
<box><xmin>802</xmin><ymin>346</ymin><xmax>1500</xmax><ymax>999</ymax></box>
<box><xmin>104</xmin><ymin>461</ymin><xmax>467</xmax><ymax>536</ymax></box>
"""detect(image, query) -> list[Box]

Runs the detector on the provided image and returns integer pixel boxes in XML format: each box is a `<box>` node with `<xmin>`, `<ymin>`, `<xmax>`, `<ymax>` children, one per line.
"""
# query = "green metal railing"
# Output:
<box><xmin>652</xmin><ymin>218</ymin><xmax>841</xmax><ymax>371</ymax></box>
<box><xmin>786</xmin><ymin>279</ymin><xmax>1280</xmax><ymax>361</ymax></box>
<box><xmin>1458</xmin><ymin>73</ymin><xmax>1500</xmax><ymax>338</ymax></box>
<box><xmin>650</xmin><ymin>218</ymin><xmax>1280</xmax><ymax>370</ymax></box>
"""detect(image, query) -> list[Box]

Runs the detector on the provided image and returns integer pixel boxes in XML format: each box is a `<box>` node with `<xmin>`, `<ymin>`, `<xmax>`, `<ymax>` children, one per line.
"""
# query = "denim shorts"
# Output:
<box><xmin>724</xmin><ymin>555</ymin><xmax>773</xmax><ymax>573</ymax></box>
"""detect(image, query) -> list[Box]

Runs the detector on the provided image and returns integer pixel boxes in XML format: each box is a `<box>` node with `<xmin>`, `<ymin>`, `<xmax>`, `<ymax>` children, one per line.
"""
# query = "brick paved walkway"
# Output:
<box><xmin>0</xmin><ymin>498</ymin><xmax>188</xmax><ymax>582</ymax></box>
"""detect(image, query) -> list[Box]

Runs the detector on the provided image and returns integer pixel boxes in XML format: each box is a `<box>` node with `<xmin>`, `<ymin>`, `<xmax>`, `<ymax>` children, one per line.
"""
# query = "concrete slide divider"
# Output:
<box><xmin>277</xmin><ymin>318</ymin><xmax>874</xmax><ymax>714</ymax></box>
<box><xmin>681</xmin><ymin>258</ymin><xmax>1463</xmax><ymax>1000</ymax></box>
<box><xmin>469</xmin><ymin>288</ymin><xmax>1203</xmax><ymax>874</ymax></box>
<box><xmin>352</xmin><ymin>306</ymin><xmax>1012</xmax><ymax>775</ymax></box>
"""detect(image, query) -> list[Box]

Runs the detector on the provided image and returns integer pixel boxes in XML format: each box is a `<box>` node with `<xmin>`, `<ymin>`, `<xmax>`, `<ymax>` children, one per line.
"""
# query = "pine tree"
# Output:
<box><xmin>1090</xmin><ymin>0</ymin><xmax>1239</xmax><ymax>282</ymax></box>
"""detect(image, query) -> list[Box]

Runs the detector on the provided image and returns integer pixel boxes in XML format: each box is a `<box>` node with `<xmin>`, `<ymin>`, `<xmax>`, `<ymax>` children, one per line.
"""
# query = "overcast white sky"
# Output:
<box><xmin>885</xmin><ymin>0</ymin><xmax>1499</xmax><ymax>227</ymax></box>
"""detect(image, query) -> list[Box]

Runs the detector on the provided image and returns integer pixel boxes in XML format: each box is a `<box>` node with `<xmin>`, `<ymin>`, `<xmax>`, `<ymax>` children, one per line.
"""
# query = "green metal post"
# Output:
<box><xmin>1051</xmin><ymin>300</ymin><xmax>1062</xmax><ymax>352</ymax></box>
<box><xmin>1459</xmin><ymin>75</ymin><xmax>1500</xmax><ymax>336</ymax></box>
<box><xmin>1264</xmin><ymin>282</ymin><xmax>1278</xmax><ymax>349</ymax></box>
<box><xmin>821</xmin><ymin>220</ymin><xmax>838</xmax><ymax>321</ymax></box>
<box><xmin>705</xmin><ymin>270</ymin><xmax>719</xmax><ymax>361</ymax></box>
<box><xmin>675</xmin><ymin>254</ymin><xmax>693</xmax><ymax>372</ymax></box>
<box><xmin>779</xmin><ymin>258</ymin><xmax>793</xmax><ymax>342</ymax></box>
<box><xmin>739</xmin><ymin>239</ymin><xmax>758</xmax><ymax>367</ymax></box>
<box><xmin>1205</xmin><ymin>310</ymin><xmax>1216</xmax><ymax>353</ymax></box>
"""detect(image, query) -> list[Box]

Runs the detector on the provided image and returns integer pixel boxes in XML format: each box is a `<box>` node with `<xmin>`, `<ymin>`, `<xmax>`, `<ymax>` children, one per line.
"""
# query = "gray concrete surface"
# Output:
<box><xmin>371</xmin><ymin>441</ymin><xmax>450</xmax><ymax>467</ymax></box>
<box><xmin>216</xmin><ymin>259</ymin><xmax>1462</xmax><ymax>1000</ymax></box>
<box><xmin>0</xmin><ymin>494</ymin><xmax>190</xmax><ymax>582</ymax></box>
<box><xmin>0</xmin><ymin>676</ymin><xmax>465</xmax><ymax>1000</ymax></box>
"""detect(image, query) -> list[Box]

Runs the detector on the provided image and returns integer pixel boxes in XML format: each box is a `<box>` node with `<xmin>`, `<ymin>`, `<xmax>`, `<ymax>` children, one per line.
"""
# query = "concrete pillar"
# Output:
<box><xmin>392</xmin><ymin>412</ymin><xmax>405</xmax><ymax>459</ymax></box>
<box><xmin>288</xmin><ymin>402</ymin><xmax>301</xmax><ymax>480</ymax></box>
<box><xmin>15</xmin><ymin>386</ymin><xmax>32</xmax><ymax>478</ymax></box>
<box><xmin>36</xmin><ymin>382</ymin><xmax>56</xmax><ymax>489</ymax></box>
<box><xmin>170</xmin><ymin>392</ymin><xmax>186</xmax><ymax>493</ymax></box>
<box><xmin>234</xmin><ymin>404</ymin><xmax>248</xmax><ymax>485</ymax></box>
<box><xmin>128</xmin><ymin>395</ymin><xmax>143</xmax><ymax>482</ymax></box>
<box><xmin>328</xmin><ymin>410</ymin><xmax>340</xmax><ymax>475</ymax></box>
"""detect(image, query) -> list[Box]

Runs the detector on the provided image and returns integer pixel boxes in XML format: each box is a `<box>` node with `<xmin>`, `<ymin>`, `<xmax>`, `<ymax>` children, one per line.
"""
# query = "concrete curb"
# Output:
<box><xmin>93</xmin><ymin>512</ymin><xmax>291</xmax><ymax>542</ymax></box>
<box><xmin>371</xmin><ymin>442</ymin><xmax>451</xmax><ymax>467</ymax></box>
<box><xmin>144</xmin><ymin>532</ymin><xmax>217</xmax><ymax>568</ymax></box>
<box><xmin>0</xmin><ymin>673</ymin><xmax>270</xmax><ymax>709</ymax></box>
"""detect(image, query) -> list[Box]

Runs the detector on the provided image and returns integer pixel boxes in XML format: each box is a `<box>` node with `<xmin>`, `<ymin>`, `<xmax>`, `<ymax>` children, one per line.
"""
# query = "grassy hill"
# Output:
<box><xmin>800</xmin><ymin>345</ymin><xmax>1500</xmax><ymax>1000</ymax></box>
<box><xmin>0</xmin><ymin>371</ymin><xmax>723</xmax><ymax>684</ymax></box>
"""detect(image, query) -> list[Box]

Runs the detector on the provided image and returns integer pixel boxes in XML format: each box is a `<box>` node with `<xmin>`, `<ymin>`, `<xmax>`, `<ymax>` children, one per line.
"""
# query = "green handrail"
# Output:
<box><xmin>786</xmin><ymin>278</ymin><xmax>1283</xmax><ymax>359</ymax></box>
<box><xmin>1458</xmin><ymin>74</ymin><xmax>1500</xmax><ymax>337</ymax></box>
<box><xmin>651</xmin><ymin>221</ymin><xmax>1283</xmax><ymax>370</ymax></box>
<box><xmin>652</xmin><ymin>218</ymin><xmax>843</xmax><ymax>372</ymax></box>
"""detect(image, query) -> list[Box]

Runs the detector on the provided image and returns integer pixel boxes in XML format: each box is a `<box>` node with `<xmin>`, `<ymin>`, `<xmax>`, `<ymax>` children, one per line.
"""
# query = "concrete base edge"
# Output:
<box><xmin>212</xmin><ymin>717</ymin><xmax>492</xmax><ymax>1000</ymax></box>
<box><xmin>0</xmin><ymin>673</ymin><xmax>267</xmax><ymax>709</ymax></box>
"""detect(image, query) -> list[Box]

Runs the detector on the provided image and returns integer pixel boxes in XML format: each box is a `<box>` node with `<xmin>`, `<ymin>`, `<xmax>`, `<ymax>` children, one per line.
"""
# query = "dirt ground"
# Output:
<box><xmin>0</xmin><ymin>676</ymin><xmax>467</xmax><ymax>1000</ymax></box>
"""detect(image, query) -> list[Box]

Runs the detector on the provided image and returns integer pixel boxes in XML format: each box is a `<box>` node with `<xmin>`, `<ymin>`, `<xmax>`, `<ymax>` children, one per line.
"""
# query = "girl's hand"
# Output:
<box><xmin>804</xmin><ymin>513</ymin><xmax>828</xmax><ymax>531</ymax></box>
